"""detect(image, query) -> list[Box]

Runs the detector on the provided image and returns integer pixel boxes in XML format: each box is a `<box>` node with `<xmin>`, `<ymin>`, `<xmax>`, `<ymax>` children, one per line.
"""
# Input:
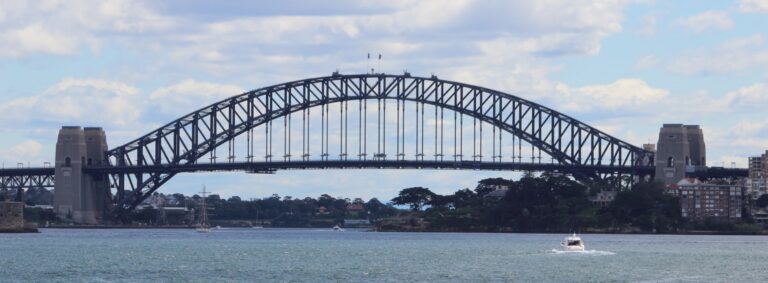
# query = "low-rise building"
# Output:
<box><xmin>346</xmin><ymin>203</ymin><xmax>364</xmax><ymax>212</ymax></box>
<box><xmin>589</xmin><ymin>190</ymin><xmax>616</xmax><ymax>207</ymax></box>
<box><xmin>485</xmin><ymin>188</ymin><xmax>508</xmax><ymax>199</ymax></box>
<box><xmin>160</xmin><ymin>207</ymin><xmax>194</xmax><ymax>225</ymax></box>
<box><xmin>477</xmin><ymin>178</ymin><xmax>513</xmax><ymax>192</ymax></box>
<box><xmin>676</xmin><ymin>178</ymin><xmax>742</xmax><ymax>219</ymax></box>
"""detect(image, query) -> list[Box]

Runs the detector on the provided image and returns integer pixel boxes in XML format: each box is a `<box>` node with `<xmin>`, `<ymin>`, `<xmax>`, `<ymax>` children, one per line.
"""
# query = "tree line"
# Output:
<box><xmin>388</xmin><ymin>173</ymin><xmax>686</xmax><ymax>233</ymax></box>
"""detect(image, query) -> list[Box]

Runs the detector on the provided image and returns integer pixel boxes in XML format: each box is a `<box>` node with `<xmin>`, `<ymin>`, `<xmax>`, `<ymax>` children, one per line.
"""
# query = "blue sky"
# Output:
<box><xmin>1</xmin><ymin>0</ymin><xmax>767</xmax><ymax>200</ymax></box>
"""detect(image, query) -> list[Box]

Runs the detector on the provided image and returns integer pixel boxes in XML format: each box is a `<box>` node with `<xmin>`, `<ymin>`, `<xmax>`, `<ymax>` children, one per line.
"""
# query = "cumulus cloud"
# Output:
<box><xmin>0</xmin><ymin>24</ymin><xmax>78</xmax><ymax>57</ymax></box>
<box><xmin>554</xmin><ymin>79</ymin><xmax>668</xmax><ymax>113</ymax></box>
<box><xmin>0</xmin><ymin>140</ymin><xmax>44</xmax><ymax>164</ymax></box>
<box><xmin>0</xmin><ymin>78</ymin><xmax>141</xmax><ymax>128</ymax></box>
<box><xmin>636</xmin><ymin>13</ymin><xmax>658</xmax><ymax>36</ymax></box>
<box><xmin>149</xmin><ymin>79</ymin><xmax>245</xmax><ymax>116</ymax></box>
<box><xmin>738</xmin><ymin>0</ymin><xmax>768</xmax><ymax>13</ymax></box>
<box><xmin>131</xmin><ymin>0</ymin><xmax>628</xmax><ymax>78</ymax></box>
<box><xmin>724</xmin><ymin>82</ymin><xmax>768</xmax><ymax>109</ymax></box>
<box><xmin>634</xmin><ymin>55</ymin><xmax>659</xmax><ymax>69</ymax></box>
<box><xmin>669</xmin><ymin>34</ymin><xmax>768</xmax><ymax>75</ymax></box>
<box><xmin>0</xmin><ymin>0</ymin><xmax>174</xmax><ymax>58</ymax></box>
<box><xmin>677</xmin><ymin>11</ymin><xmax>733</xmax><ymax>33</ymax></box>
<box><xmin>707</xmin><ymin>120</ymin><xmax>768</xmax><ymax>161</ymax></box>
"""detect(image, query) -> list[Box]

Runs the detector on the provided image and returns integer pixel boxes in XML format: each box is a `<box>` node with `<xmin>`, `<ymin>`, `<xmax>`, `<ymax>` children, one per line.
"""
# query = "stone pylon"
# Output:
<box><xmin>655</xmin><ymin>124</ymin><xmax>706</xmax><ymax>185</ymax></box>
<box><xmin>53</xmin><ymin>126</ymin><xmax>110</xmax><ymax>224</ymax></box>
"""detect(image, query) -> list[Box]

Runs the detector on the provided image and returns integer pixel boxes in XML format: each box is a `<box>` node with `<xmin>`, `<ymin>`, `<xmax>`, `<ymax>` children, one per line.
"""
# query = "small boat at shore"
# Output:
<box><xmin>332</xmin><ymin>224</ymin><xmax>344</xmax><ymax>232</ymax></box>
<box><xmin>560</xmin><ymin>233</ymin><xmax>585</xmax><ymax>251</ymax></box>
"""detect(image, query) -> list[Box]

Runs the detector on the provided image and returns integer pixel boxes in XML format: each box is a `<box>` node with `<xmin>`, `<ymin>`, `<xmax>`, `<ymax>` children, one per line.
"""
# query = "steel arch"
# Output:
<box><xmin>105</xmin><ymin>73</ymin><xmax>654</xmax><ymax>213</ymax></box>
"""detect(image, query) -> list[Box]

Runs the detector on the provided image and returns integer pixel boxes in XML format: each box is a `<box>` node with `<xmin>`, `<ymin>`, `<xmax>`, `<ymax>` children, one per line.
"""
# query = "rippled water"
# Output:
<box><xmin>1</xmin><ymin>228</ymin><xmax>768</xmax><ymax>282</ymax></box>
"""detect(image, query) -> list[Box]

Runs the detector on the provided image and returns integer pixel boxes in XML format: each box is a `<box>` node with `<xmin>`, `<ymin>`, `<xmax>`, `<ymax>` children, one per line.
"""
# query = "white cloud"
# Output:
<box><xmin>0</xmin><ymin>78</ymin><xmax>141</xmax><ymax>128</ymax></box>
<box><xmin>0</xmin><ymin>24</ymin><xmax>77</xmax><ymax>57</ymax></box>
<box><xmin>478</xmin><ymin>33</ymin><xmax>604</xmax><ymax>57</ymax></box>
<box><xmin>669</xmin><ymin>34</ymin><xmax>768</xmax><ymax>75</ymax></box>
<box><xmin>724</xmin><ymin>82</ymin><xmax>768</xmax><ymax>109</ymax></box>
<box><xmin>130</xmin><ymin>0</ymin><xmax>628</xmax><ymax>78</ymax></box>
<box><xmin>706</xmin><ymin>120</ymin><xmax>768</xmax><ymax>165</ymax></box>
<box><xmin>555</xmin><ymin>78</ymin><xmax>669</xmax><ymax>113</ymax></box>
<box><xmin>634</xmin><ymin>54</ymin><xmax>659</xmax><ymax>69</ymax></box>
<box><xmin>0</xmin><ymin>0</ymin><xmax>174</xmax><ymax>58</ymax></box>
<box><xmin>636</xmin><ymin>13</ymin><xmax>658</xmax><ymax>36</ymax></box>
<box><xmin>677</xmin><ymin>11</ymin><xmax>733</xmax><ymax>33</ymax></box>
<box><xmin>738</xmin><ymin>0</ymin><xmax>768</xmax><ymax>13</ymax></box>
<box><xmin>150</xmin><ymin>80</ymin><xmax>245</xmax><ymax>116</ymax></box>
<box><xmin>0</xmin><ymin>140</ymin><xmax>44</xmax><ymax>164</ymax></box>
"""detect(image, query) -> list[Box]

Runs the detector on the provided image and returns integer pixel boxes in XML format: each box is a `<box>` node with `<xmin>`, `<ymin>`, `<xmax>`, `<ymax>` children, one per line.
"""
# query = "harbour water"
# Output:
<box><xmin>2</xmin><ymin>228</ymin><xmax>767</xmax><ymax>282</ymax></box>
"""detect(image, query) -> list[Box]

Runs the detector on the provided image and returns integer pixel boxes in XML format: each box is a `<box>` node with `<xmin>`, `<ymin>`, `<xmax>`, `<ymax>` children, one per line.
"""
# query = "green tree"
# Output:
<box><xmin>392</xmin><ymin>187</ymin><xmax>436</xmax><ymax>211</ymax></box>
<box><xmin>605</xmin><ymin>181</ymin><xmax>681</xmax><ymax>233</ymax></box>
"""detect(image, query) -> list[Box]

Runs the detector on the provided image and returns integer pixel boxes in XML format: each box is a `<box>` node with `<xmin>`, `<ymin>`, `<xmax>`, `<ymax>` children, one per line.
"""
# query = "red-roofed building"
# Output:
<box><xmin>346</xmin><ymin>203</ymin><xmax>364</xmax><ymax>212</ymax></box>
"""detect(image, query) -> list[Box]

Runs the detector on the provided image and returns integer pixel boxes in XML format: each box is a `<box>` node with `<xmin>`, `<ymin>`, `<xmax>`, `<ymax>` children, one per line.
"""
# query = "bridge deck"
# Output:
<box><xmin>81</xmin><ymin>160</ymin><xmax>655</xmax><ymax>175</ymax></box>
<box><xmin>0</xmin><ymin>167</ymin><xmax>54</xmax><ymax>176</ymax></box>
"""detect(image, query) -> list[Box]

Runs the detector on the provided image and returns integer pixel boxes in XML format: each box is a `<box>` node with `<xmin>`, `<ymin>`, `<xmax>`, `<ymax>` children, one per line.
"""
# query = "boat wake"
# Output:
<box><xmin>549</xmin><ymin>249</ymin><xmax>615</xmax><ymax>256</ymax></box>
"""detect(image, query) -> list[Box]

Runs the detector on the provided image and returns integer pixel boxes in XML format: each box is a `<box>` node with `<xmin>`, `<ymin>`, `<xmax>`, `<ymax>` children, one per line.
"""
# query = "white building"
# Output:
<box><xmin>589</xmin><ymin>190</ymin><xmax>616</xmax><ymax>207</ymax></box>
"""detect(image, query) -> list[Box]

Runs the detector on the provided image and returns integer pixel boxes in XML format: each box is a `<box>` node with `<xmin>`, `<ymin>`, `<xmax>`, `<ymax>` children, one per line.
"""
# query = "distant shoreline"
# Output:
<box><xmin>32</xmin><ymin>225</ymin><xmax>768</xmax><ymax>236</ymax></box>
<box><xmin>373</xmin><ymin>229</ymin><xmax>768</xmax><ymax>236</ymax></box>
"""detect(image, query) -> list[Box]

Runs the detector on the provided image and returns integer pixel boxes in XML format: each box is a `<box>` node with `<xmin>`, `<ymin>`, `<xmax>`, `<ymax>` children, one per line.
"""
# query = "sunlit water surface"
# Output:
<box><xmin>2</xmin><ymin>228</ymin><xmax>767</xmax><ymax>282</ymax></box>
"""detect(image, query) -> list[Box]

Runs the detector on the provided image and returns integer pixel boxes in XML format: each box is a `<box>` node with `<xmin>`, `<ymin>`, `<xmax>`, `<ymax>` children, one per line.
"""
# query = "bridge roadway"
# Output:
<box><xmin>0</xmin><ymin>167</ymin><xmax>55</xmax><ymax>189</ymax></box>
<box><xmin>4</xmin><ymin>163</ymin><xmax>752</xmax><ymax>190</ymax></box>
<box><xmin>0</xmin><ymin>161</ymin><xmax>658</xmax><ymax>191</ymax></box>
<box><xmin>87</xmin><ymin>160</ymin><xmax>656</xmax><ymax>175</ymax></box>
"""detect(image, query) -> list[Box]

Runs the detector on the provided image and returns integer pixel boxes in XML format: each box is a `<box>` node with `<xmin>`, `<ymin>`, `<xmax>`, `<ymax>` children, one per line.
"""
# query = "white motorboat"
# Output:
<box><xmin>560</xmin><ymin>233</ymin><xmax>585</xmax><ymax>251</ymax></box>
<box><xmin>332</xmin><ymin>224</ymin><xmax>344</xmax><ymax>232</ymax></box>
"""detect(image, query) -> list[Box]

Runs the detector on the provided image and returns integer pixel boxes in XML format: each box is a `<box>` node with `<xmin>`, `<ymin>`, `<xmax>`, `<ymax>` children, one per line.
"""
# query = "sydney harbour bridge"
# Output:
<box><xmin>0</xmin><ymin>73</ymin><xmax>658</xmax><ymax>222</ymax></box>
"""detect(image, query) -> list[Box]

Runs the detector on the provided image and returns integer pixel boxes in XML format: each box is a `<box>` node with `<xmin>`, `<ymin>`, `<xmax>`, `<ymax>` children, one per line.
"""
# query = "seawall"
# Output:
<box><xmin>0</xmin><ymin>202</ymin><xmax>38</xmax><ymax>233</ymax></box>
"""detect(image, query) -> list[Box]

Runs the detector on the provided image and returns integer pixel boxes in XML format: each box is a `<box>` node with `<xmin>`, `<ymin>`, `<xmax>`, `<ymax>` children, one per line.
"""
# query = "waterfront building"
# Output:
<box><xmin>159</xmin><ymin>207</ymin><xmax>194</xmax><ymax>225</ymax></box>
<box><xmin>744</xmin><ymin>178</ymin><xmax>767</xmax><ymax>198</ymax></box>
<box><xmin>675</xmin><ymin>178</ymin><xmax>742</xmax><ymax>219</ymax></box>
<box><xmin>748</xmin><ymin>155</ymin><xmax>764</xmax><ymax>178</ymax></box>
<box><xmin>477</xmin><ymin>177</ymin><xmax>513</xmax><ymax>197</ymax></box>
<box><xmin>346</xmin><ymin>203</ymin><xmax>364</xmax><ymax>212</ymax></box>
<box><xmin>485</xmin><ymin>188</ymin><xmax>508</xmax><ymax>199</ymax></box>
<box><xmin>589</xmin><ymin>190</ymin><xmax>616</xmax><ymax>207</ymax></box>
<box><xmin>749</xmin><ymin>156</ymin><xmax>765</xmax><ymax>178</ymax></box>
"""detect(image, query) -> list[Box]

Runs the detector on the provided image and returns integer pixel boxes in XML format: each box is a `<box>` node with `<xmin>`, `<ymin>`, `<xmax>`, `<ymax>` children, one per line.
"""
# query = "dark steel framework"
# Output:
<box><xmin>98</xmin><ymin>73</ymin><xmax>654</xmax><ymax>215</ymax></box>
<box><xmin>0</xmin><ymin>167</ymin><xmax>55</xmax><ymax>189</ymax></box>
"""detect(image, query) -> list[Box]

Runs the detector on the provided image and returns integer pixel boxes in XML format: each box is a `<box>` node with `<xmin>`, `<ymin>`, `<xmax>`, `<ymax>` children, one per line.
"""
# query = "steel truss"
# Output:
<box><xmin>0</xmin><ymin>167</ymin><xmax>55</xmax><ymax>189</ymax></box>
<box><xmin>102</xmin><ymin>73</ymin><xmax>654</xmax><ymax>215</ymax></box>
